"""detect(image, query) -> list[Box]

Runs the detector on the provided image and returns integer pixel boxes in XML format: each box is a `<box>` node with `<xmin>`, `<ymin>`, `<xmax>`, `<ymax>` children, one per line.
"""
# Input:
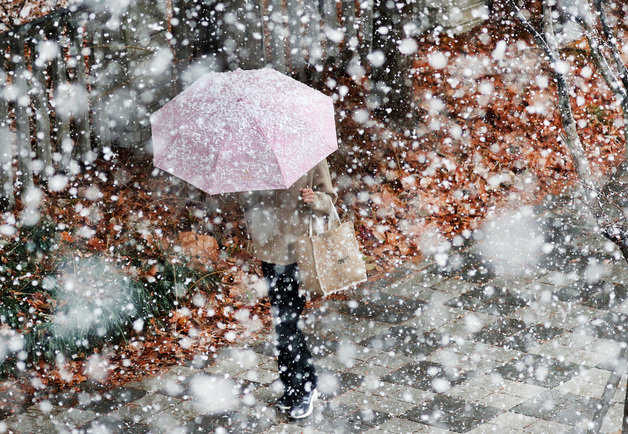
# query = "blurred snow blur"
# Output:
<box><xmin>476</xmin><ymin>207</ymin><xmax>546</xmax><ymax>276</ymax></box>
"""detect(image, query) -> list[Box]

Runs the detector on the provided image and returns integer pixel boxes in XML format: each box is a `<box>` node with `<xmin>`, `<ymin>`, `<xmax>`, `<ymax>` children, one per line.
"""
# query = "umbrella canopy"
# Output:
<box><xmin>150</xmin><ymin>68</ymin><xmax>338</xmax><ymax>195</ymax></box>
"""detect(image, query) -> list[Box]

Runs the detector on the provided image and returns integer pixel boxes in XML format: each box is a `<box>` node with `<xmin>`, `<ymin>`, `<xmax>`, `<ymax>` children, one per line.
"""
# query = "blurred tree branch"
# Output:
<box><xmin>0</xmin><ymin>0</ymin><xmax>71</xmax><ymax>32</ymax></box>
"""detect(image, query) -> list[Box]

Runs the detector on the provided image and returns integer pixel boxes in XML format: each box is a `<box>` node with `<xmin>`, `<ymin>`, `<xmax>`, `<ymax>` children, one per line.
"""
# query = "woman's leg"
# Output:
<box><xmin>261</xmin><ymin>262</ymin><xmax>317</xmax><ymax>403</ymax></box>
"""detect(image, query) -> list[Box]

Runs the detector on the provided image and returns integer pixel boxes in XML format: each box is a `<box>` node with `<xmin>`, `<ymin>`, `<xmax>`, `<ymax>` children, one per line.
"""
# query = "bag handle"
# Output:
<box><xmin>306</xmin><ymin>171</ymin><xmax>339</xmax><ymax>236</ymax></box>
<box><xmin>307</xmin><ymin>197</ymin><xmax>340</xmax><ymax>237</ymax></box>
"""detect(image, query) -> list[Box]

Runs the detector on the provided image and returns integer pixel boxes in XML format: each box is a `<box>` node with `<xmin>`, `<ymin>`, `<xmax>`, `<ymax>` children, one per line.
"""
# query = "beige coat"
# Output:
<box><xmin>239</xmin><ymin>160</ymin><xmax>337</xmax><ymax>265</ymax></box>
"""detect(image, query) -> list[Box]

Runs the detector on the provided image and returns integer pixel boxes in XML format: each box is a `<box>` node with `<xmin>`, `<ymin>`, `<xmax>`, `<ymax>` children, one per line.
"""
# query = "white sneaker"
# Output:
<box><xmin>289</xmin><ymin>388</ymin><xmax>319</xmax><ymax>419</ymax></box>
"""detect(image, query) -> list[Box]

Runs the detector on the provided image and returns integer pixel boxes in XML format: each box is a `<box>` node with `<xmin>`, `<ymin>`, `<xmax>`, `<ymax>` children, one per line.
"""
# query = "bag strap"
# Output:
<box><xmin>308</xmin><ymin>197</ymin><xmax>340</xmax><ymax>236</ymax></box>
<box><xmin>306</xmin><ymin>170</ymin><xmax>339</xmax><ymax>236</ymax></box>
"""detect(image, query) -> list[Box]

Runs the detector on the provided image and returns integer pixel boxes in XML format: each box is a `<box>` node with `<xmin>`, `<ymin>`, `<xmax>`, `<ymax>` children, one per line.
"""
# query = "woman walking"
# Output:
<box><xmin>239</xmin><ymin>159</ymin><xmax>337</xmax><ymax>419</ymax></box>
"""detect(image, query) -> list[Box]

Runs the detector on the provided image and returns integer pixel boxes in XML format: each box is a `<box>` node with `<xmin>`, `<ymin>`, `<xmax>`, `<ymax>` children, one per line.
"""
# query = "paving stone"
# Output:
<box><xmin>185</xmin><ymin>353</ymin><xmax>214</xmax><ymax>370</ymax></box>
<box><xmin>506</xmin><ymin>324</ymin><xmax>567</xmax><ymax>352</ymax></box>
<box><xmin>447</xmin><ymin>285</ymin><xmax>529</xmax><ymax>316</ymax></box>
<box><xmin>356</xmin><ymin>381</ymin><xmax>435</xmax><ymax>405</ymax></box>
<box><xmin>204</xmin><ymin>347</ymin><xmax>262</xmax><ymax>376</ymax></box>
<box><xmin>347</xmin><ymin>362</ymin><xmax>393</xmax><ymax>378</ymax></box>
<box><xmin>555</xmin><ymin>280</ymin><xmax>628</xmax><ymax>310</ymax></box>
<box><xmin>3</xmin><ymin>408</ymin><xmax>95</xmax><ymax>433</ymax></box>
<box><xmin>316</xmin><ymin>368</ymin><xmax>365</xmax><ymax>399</ymax></box>
<box><xmin>512</xmin><ymin>389</ymin><xmax>598</xmax><ymax>427</ymax></box>
<box><xmin>135</xmin><ymin>373</ymin><xmax>186</xmax><ymax>394</ymax></box>
<box><xmin>333</xmin><ymin>390</ymin><xmax>415</xmax><ymax>417</ymax></box>
<box><xmin>364</xmin><ymin>416</ymin><xmax>437</xmax><ymax>433</ymax></box>
<box><xmin>475</xmin><ymin>392</ymin><xmax>528</xmax><ymax>411</ymax></box>
<box><xmin>377</xmin><ymin>269</ymin><xmax>436</xmax><ymax>295</ymax></box>
<box><xmin>46</xmin><ymin>390</ymin><xmax>81</xmax><ymax>408</ymax></box>
<box><xmin>315</xmin><ymin>353</ymin><xmax>352</xmax><ymax>372</ymax></box>
<box><xmin>514</xmin><ymin>302</ymin><xmax>602</xmax><ymax>331</ymax></box>
<box><xmin>466</xmin><ymin>424</ymin><xmax>525</xmax><ymax>433</ymax></box>
<box><xmin>612</xmin><ymin>298</ymin><xmax>628</xmax><ymax>315</ymax></box>
<box><xmin>341</xmin><ymin>405</ymin><xmax>392</xmax><ymax>432</ymax></box>
<box><xmin>519</xmin><ymin>278</ymin><xmax>564</xmax><ymax>301</ymax></box>
<box><xmin>287</xmin><ymin>402</ymin><xmax>364</xmax><ymax>433</ymax></box>
<box><xmin>494</xmin><ymin>354</ymin><xmax>585</xmax><ymax>388</ymax></box>
<box><xmin>401</xmin><ymin>303</ymin><xmax>464</xmax><ymax>332</ymax></box>
<box><xmin>613</xmin><ymin>375</ymin><xmax>628</xmax><ymax>403</ymax></box>
<box><xmin>446</xmin><ymin>383</ymin><xmax>492</xmax><ymax>403</ymax></box>
<box><xmin>240</xmin><ymin>404</ymin><xmax>283</xmax><ymax>431</ymax></box>
<box><xmin>360</xmin><ymin>429</ymin><xmax>389</xmax><ymax>434</ymax></box>
<box><xmin>482</xmin><ymin>411</ymin><xmax>540</xmax><ymax>430</ymax></box>
<box><xmin>78</xmin><ymin>386</ymin><xmax>147</xmax><ymax>415</ymax></box>
<box><xmin>599</xmin><ymin>402</ymin><xmax>625</xmax><ymax>433</ymax></box>
<box><xmin>383</xmin><ymin>360</ymin><xmax>471</xmax><ymax>392</ymax></box>
<box><xmin>479</xmin><ymin>343</ymin><xmax>524</xmax><ymax>365</ymax></box>
<box><xmin>252</xmin><ymin>383</ymin><xmax>284</xmax><ymax>407</ymax></box>
<box><xmin>184</xmin><ymin>409</ymin><xmax>277</xmax><ymax>433</ymax></box>
<box><xmin>21</xmin><ymin>403</ymin><xmax>64</xmax><ymax>420</ymax></box>
<box><xmin>557</xmin><ymin>378</ymin><xmax>608</xmax><ymax>401</ymax></box>
<box><xmin>264</xmin><ymin>423</ymin><xmax>328</xmax><ymax>433</ymax></box>
<box><xmin>81</xmin><ymin>414</ymin><xmax>154</xmax><ymax>433</ymax></box>
<box><xmin>3</xmin><ymin>414</ymin><xmax>40</xmax><ymax>432</ymax></box>
<box><xmin>364</xmin><ymin>351</ymin><xmax>416</xmax><ymax>370</ymax></box>
<box><xmin>437</xmin><ymin>316</ymin><xmax>481</xmax><ymax>340</ymax></box>
<box><xmin>472</xmin><ymin>318</ymin><xmax>527</xmax><ymax>348</ymax></box>
<box><xmin>524</xmin><ymin>418</ymin><xmax>572</xmax><ymax>433</ymax></box>
<box><xmin>490</xmin><ymin>379</ymin><xmax>548</xmax><ymax>399</ymax></box>
<box><xmin>428</xmin><ymin>346</ymin><xmax>502</xmax><ymax>375</ymax></box>
<box><xmin>304</xmin><ymin>311</ymin><xmax>362</xmax><ymax>338</ymax></box>
<box><xmin>107</xmin><ymin>392</ymin><xmax>180</xmax><ymax>423</ymax></box>
<box><xmin>538</xmin><ymin>244</ymin><xmax>591</xmax><ymax>274</ymax></box>
<box><xmin>400</xmin><ymin>394</ymin><xmax>500</xmax><ymax>433</ymax></box>
<box><xmin>51</xmin><ymin>407</ymin><xmax>99</xmax><ymax>427</ymax></box>
<box><xmin>420</xmin><ymin>287</ymin><xmax>465</xmax><ymax>304</ymax></box>
<box><xmin>527</xmin><ymin>342</ymin><xmax>575</xmax><ymax>365</ymax></box>
<box><xmin>159</xmin><ymin>399</ymin><xmax>199</xmax><ymax>424</ymax></box>
<box><xmin>341</xmin><ymin>320</ymin><xmax>393</xmax><ymax>342</ymax></box>
<box><xmin>565</xmin><ymin>348</ymin><xmax>618</xmax><ymax>368</ymax></box>
<box><xmin>238</xmin><ymin>368</ymin><xmax>279</xmax><ymax>385</ymax></box>
<box><xmin>359</xmin><ymin>326</ymin><xmax>444</xmax><ymax>358</ymax></box>
<box><xmin>338</xmin><ymin>293</ymin><xmax>428</xmax><ymax>324</ymax></box>
<box><xmin>304</xmin><ymin>334</ymin><xmax>339</xmax><ymax>359</ymax></box>
<box><xmin>583</xmin><ymin>311</ymin><xmax>628</xmax><ymax>342</ymax></box>
<box><xmin>139</xmin><ymin>374</ymin><xmax>190</xmax><ymax>399</ymax></box>
<box><xmin>168</xmin><ymin>365</ymin><xmax>201</xmax><ymax>378</ymax></box>
<box><xmin>145</xmin><ymin>410</ymin><xmax>188</xmax><ymax>433</ymax></box>
<box><xmin>251</xmin><ymin>339</ymin><xmax>280</xmax><ymax>358</ymax></box>
<box><xmin>430</xmin><ymin>277</ymin><xmax>476</xmax><ymax>294</ymax></box>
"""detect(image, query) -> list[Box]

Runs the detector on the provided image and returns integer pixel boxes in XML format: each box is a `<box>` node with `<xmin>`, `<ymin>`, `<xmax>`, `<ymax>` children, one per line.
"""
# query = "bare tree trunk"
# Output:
<box><xmin>370</xmin><ymin>0</ymin><xmax>415</xmax><ymax>125</ymax></box>
<box><xmin>624</xmin><ymin>382</ymin><xmax>628</xmax><ymax>432</ymax></box>
<box><xmin>578</xmin><ymin>14</ymin><xmax>628</xmax><ymax>162</ymax></box>
<box><xmin>70</xmin><ymin>22</ymin><xmax>92</xmax><ymax>163</ymax></box>
<box><xmin>0</xmin><ymin>39</ymin><xmax>14</xmax><ymax>211</ymax></box>
<box><xmin>593</xmin><ymin>0</ymin><xmax>628</xmax><ymax>90</ymax></box>
<box><xmin>541</xmin><ymin>1</ymin><xmax>596</xmax><ymax>190</ymax></box>
<box><xmin>590</xmin><ymin>345</ymin><xmax>627</xmax><ymax>432</ymax></box>
<box><xmin>13</xmin><ymin>36</ymin><xmax>33</xmax><ymax>192</ymax></box>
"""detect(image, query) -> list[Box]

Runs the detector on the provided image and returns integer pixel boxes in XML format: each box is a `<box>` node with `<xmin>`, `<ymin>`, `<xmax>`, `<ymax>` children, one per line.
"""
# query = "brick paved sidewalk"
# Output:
<box><xmin>2</xmin><ymin>200</ymin><xmax>627</xmax><ymax>433</ymax></box>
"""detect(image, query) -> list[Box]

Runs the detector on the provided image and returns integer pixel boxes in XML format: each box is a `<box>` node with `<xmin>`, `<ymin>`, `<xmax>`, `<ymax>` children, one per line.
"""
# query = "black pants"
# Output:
<box><xmin>261</xmin><ymin>262</ymin><xmax>317</xmax><ymax>400</ymax></box>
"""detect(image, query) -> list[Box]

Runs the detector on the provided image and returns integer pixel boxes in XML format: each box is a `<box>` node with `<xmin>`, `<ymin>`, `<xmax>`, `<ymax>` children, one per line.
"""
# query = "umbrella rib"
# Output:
<box><xmin>240</xmin><ymin>101</ymin><xmax>290</xmax><ymax>188</ymax></box>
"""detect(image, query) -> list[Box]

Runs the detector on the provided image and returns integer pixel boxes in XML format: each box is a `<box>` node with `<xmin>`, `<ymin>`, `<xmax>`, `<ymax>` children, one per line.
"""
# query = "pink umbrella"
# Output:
<box><xmin>150</xmin><ymin>68</ymin><xmax>338</xmax><ymax>195</ymax></box>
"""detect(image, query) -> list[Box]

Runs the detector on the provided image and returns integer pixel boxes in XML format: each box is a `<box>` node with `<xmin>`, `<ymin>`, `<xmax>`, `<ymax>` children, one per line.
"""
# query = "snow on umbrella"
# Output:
<box><xmin>150</xmin><ymin>68</ymin><xmax>338</xmax><ymax>194</ymax></box>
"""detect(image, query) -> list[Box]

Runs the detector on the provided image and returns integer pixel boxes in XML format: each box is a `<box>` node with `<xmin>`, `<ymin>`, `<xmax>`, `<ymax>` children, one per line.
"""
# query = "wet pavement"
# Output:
<box><xmin>1</xmin><ymin>197</ymin><xmax>627</xmax><ymax>433</ymax></box>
